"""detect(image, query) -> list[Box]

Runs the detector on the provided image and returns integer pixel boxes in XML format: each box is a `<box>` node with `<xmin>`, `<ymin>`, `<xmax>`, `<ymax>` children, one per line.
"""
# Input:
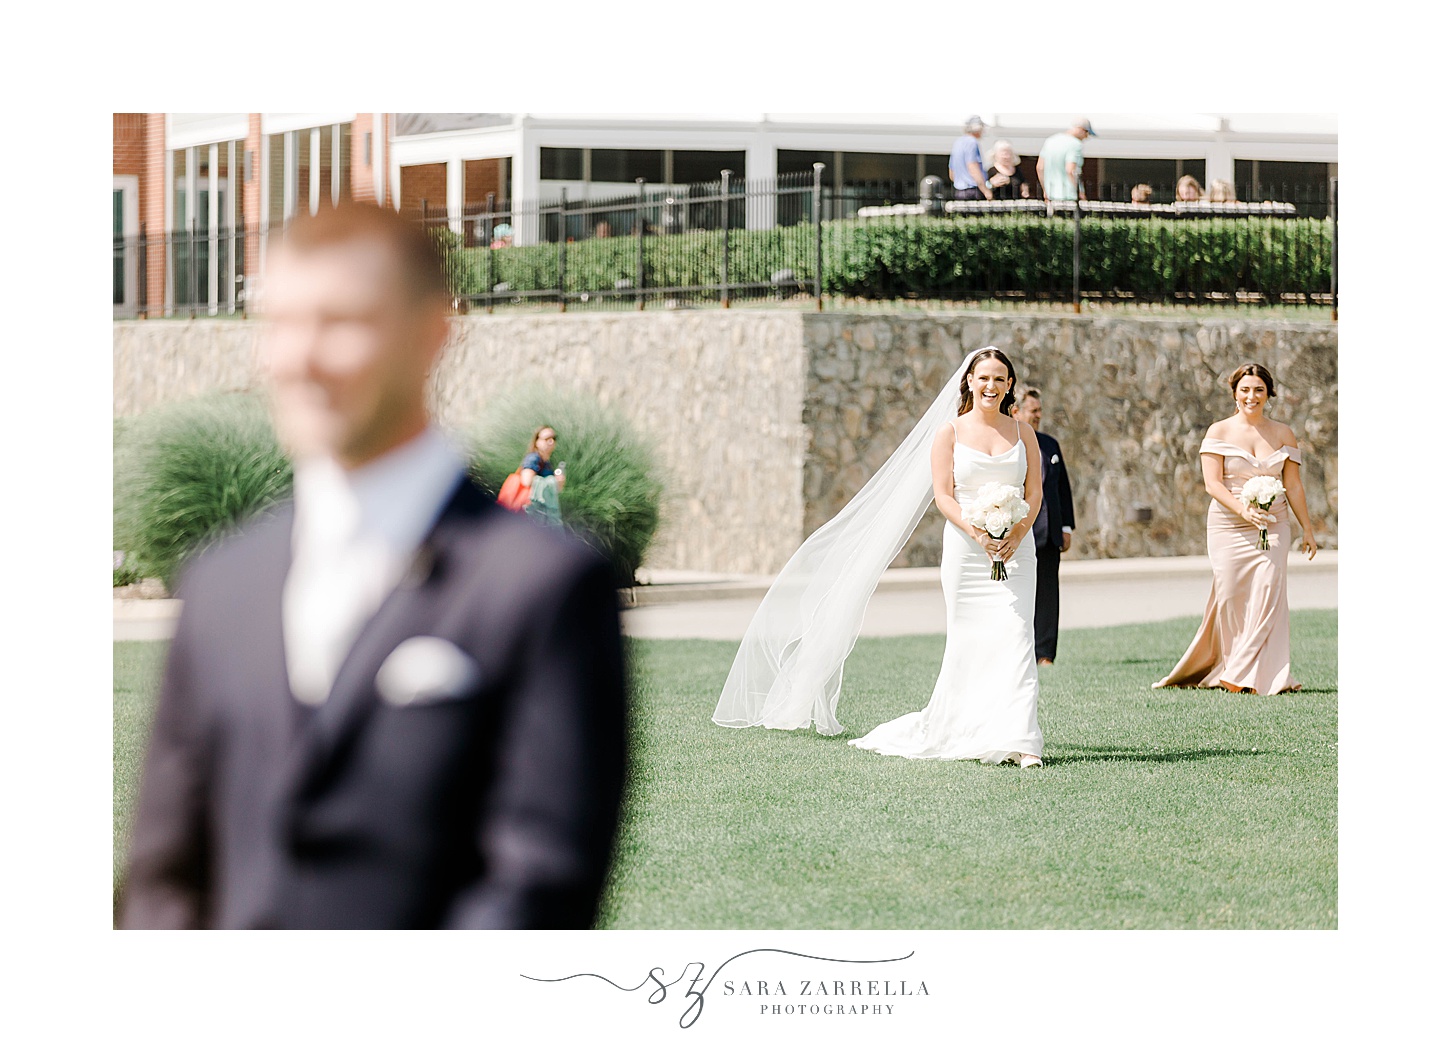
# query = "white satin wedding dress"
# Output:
<box><xmin>849</xmin><ymin>436</ymin><xmax>1043</xmax><ymax>762</ymax></box>
<box><xmin>712</xmin><ymin>348</ymin><xmax>1043</xmax><ymax>763</ymax></box>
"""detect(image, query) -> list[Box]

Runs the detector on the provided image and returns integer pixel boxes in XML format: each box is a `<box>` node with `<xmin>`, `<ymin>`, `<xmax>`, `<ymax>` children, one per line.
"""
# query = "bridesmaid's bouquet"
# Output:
<box><xmin>1238</xmin><ymin>475</ymin><xmax>1286</xmax><ymax>550</ymax></box>
<box><xmin>964</xmin><ymin>482</ymin><xmax>1031</xmax><ymax>581</ymax></box>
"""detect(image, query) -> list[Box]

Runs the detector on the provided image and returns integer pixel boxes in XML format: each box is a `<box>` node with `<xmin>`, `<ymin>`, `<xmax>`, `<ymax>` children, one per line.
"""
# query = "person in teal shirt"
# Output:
<box><xmin>521</xmin><ymin>425</ymin><xmax>566</xmax><ymax>526</ymax></box>
<box><xmin>1036</xmin><ymin>117</ymin><xmax>1095</xmax><ymax>202</ymax></box>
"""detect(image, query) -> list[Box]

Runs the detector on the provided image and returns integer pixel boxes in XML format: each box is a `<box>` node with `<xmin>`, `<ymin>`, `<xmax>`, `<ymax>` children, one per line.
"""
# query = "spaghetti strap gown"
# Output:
<box><xmin>849</xmin><ymin>438</ymin><xmax>1043</xmax><ymax>762</ymax></box>
<box><xmin>1154</xmin><ymin>438</ymin><xmax>1304</xmax><ymax>695</ymax></box>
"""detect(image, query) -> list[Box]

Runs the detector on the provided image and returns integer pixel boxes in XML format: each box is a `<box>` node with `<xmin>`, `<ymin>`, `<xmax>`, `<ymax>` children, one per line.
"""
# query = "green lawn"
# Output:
<box><xmin>113</xmin><ymin>610</ymin><xmax>1337</xmax><ymax>929</ymax></box>
<box><xmin>113</xmin><ymin>641</ymin><xmax>168</xmax><ymax>903</ymax></box>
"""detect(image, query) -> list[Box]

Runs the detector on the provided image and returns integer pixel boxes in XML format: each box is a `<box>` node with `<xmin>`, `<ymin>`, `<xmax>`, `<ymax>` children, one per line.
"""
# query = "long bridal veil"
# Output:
<box><xmin>712</xmin><ymin>350</ymin><xmax>981</xmax><ymax>735</ymax></box>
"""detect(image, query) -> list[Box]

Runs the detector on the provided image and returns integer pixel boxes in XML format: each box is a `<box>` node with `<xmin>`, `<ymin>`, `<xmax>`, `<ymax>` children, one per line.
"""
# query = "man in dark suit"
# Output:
<box><xmin>121</xmin><ymin>204</ymin><xmax>627</xmax><ymax>929</ymax></box>
<box><xmin>1015</xmin><ymin>388</ymin><xmax>1075</xmax><ymax>665</ymax></box>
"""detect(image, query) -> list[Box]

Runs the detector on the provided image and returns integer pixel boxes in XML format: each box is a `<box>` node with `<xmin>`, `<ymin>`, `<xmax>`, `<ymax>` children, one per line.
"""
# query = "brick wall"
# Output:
<box><xmin>400</xmin><ymin>162</ymin><xmax>447</xmax><ymax>219</ymax></box>
<box><xmin>143</xmin><ymin>114</ymin><xmax>167</xmax><ymax>313</ymax></box>
<box><xmin>113</xmin><ymin>114</ymin><xmax>147</xmax><ymax>179</ymax></box>
<box><xmin>350</xmin><ymin>113</ymin><xmax>392</xmax><ymax>206</ymax></box>
<box><xmin>242</xmin><ymin>115</ymin><xmax>262</xmax><ymax>282</ymax></box>
<box><xmin>464</xmin><ymin>158</ymin><xmax>506</xmax><ymax>208</ymax></box>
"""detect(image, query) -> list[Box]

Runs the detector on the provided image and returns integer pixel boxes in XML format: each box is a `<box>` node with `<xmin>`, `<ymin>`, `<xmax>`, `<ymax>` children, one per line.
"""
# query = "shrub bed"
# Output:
<box><xmin>113</xmin><ymin>390</ymin><xmax>664</xmax><ymax>587</ymax></box>
<box><xmin>113</xmin><ymin>392</ymin><xmax>292</xmax><ymax>587</ymax></box>
<box><xmin>467</xmin><ymin>386</ymin><xmax>664</xmax><ymax>586</ymax></box>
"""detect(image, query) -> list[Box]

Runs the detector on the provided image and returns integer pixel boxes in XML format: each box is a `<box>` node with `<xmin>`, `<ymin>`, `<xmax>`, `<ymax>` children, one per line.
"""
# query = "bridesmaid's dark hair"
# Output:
<box><xmin>1228</xmin><ymin>363</ymin><xmax>1277</xmax><ymax>398</ymax></box>
<box><xmin>958</xmin><ymin>348</ymin><xmax>1018</xmax><ymax>415</ymax></box>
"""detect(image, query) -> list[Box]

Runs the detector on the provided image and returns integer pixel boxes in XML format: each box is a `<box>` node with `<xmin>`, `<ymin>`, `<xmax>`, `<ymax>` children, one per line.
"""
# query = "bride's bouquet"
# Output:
<box><xmin>964</xmin><ymin>482</ymin><xmax>1031</xmax><ymax>580</ymax></box>
<box><xmin>1238</xmin><ymin>475</ymin><xmax>1286</xmax><ymax>550</ymax></box>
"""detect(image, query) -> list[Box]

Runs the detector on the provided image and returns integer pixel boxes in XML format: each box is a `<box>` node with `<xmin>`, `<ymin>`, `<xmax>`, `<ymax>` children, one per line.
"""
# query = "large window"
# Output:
<box><xmin>782</xmin><ymin>150</ymin><xmax>925</xmax><ymax>219</ymax></box>
<box><xmin>540</xmin><ymin>147</ymin><xmax>582</xmax><ymax>181</ymax></box>
<box><xmin>1234</xmin><ymin>160</ymin><xmax>1333</xmax><ymax>213</ymax></box>
<box><xmin>841</xmin><ymin>151</ymin><xmax>918</xmax><ymax>182</ymax></box>
<box><xmin>671</xmin><ymin>150</ymin><xmax>746</xmax><ymax>185</ymax></box>
<box><xmin>168</xmin><ymin>141</ymin><xmax>242</xmax><ymax>314</ymax></box>
<box><xmin>114</xmin><ymin>189</ymin><xmax>125</xmax><ymax>305</ymax></box>
<box><xmin>264</xmin><ymin>123</ymin><xmax>352</xmax><ymax>225</ymax></box>
<box><xmin>590</xmin><ymin>148</ymin><xmax>664</xmax><ymax>185</ymax></box>
<box><xmin>1096</xmin><ymin>159</ymin><xmax>1206</xmax><ymax>202</ymax></box>
<box><xmin>539</xmin><ymin>146</ymin><xmax>747</xmax><ymax>202</ymax></box>
<box><xmin>113</xmin><ymin>177</ymin><xmax>139</xmax><ymax>316</ymax></box>
<box><xmin>266</xmin><ymin>133</ymin><xmax>286</xmax><ymax>226</ymax></box>
<box><xmin>778</xmin><ymin>150</ymin><xmax>835</xmax><ymax>181</ymax></box>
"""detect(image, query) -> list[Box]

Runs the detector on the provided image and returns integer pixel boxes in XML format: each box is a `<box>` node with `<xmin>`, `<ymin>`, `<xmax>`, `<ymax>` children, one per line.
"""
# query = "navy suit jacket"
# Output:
<box><xmin>121</xmin><ymin>477</ymin><xmax>627</xmax><ymax>929</ymax></box>
<box><xmin>1034</xmin><ymin>430</ymin><xmax>1076</xmax><ymax>552</ymax></box>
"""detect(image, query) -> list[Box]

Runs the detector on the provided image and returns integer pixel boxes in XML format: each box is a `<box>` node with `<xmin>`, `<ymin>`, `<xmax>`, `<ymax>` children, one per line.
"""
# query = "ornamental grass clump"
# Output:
<box><xmin>468</xmin><ymin>386</ymin><xmax>664</xmax><ymax>586</ymax></box>
<box><xmin>114</xmin><ymin>392</ymin><xmax>292</xmax><ymax>586</ymax></box>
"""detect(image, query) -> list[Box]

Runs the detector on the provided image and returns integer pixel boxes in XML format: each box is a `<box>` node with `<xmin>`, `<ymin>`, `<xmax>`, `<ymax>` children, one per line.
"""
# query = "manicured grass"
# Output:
<box><xmin>113</xmin><ymin>610</ymin><xmax>1336</xmax><ymax>929</ymax></box>
<box><xmin>599</xmin><ymin>609</ymin><xmax>1336</xmax><ymax>930</ymax></box>
<box><xmin>113</xmin><ymin>641</ymin><xmax>168</xmax><ymax>902</ymax></box>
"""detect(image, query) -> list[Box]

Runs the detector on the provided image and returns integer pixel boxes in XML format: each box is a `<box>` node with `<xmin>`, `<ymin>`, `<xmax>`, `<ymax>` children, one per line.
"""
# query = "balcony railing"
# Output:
<box><xmin>112</xmin><ymin>172</ymin><xmax>1337</xmax><ymax>318</ymax></box>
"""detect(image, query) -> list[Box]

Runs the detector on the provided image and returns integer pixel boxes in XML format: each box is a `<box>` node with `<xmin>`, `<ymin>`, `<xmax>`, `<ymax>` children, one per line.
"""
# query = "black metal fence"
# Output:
<box><xmin>112</xmin><ymin>170</ymin><xmax>1337</xmax><ymax>318</ymax></box>
<box><xmin>112</xmin><ymin>222</ymin><xmax>263</xmax><ymax>319</ymax></box>
<box><xmin>422</xmin><ymin>170</ymin><xmax>824</xmax><ymax>312</ymax></box>
<box><xmin>810</xmin><ymin>176</ymin><xmax>1333</xmax><ymax>220</ymax></box>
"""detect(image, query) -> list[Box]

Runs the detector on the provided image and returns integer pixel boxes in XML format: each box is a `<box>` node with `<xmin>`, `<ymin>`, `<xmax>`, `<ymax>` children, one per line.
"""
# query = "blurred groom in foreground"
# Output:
<box><xmin>121</xmin><ymin>204</ymin><xmax>627</xmax><ymax>929</ymax></box>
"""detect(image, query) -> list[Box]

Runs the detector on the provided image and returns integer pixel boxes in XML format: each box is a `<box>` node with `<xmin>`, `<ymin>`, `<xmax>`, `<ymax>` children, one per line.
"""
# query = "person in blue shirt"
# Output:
<box><xmin>948</xmin><ymin>115</ymin><xmax>992</xmax><ymax>200</ymax></box>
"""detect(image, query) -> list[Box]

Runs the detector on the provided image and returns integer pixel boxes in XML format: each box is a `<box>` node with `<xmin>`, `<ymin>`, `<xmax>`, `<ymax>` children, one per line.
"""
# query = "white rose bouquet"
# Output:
<box><xmin>1238</xmin><ymin>475</ymin><xmax>1286</xmax><ymax>550</ymax></box>
<box><xmin>963</xmin><ymin>481</ymin><xmax>1031</xmax><ymax>580</ymax></box>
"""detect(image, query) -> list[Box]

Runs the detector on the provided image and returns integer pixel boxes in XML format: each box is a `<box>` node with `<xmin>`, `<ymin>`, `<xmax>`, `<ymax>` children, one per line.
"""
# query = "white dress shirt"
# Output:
<box><xmin>283</xmin><ymin>426</ymin><xmax>466</xmax><ymax>705</ymax></box>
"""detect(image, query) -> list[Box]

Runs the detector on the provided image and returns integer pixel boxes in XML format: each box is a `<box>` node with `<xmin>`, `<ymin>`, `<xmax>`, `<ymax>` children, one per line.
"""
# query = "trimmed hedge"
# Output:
<box><xmin>467</xmin><ymin>386</ymin><xmax>664</xmax><ymax>586</ymax></box>
<box><xmin>451</xmin><ymin>214</ymin><xmax>1332</xmax><ymax>303</ymax></box>
<box><xmin>456</xmin><ymin>228</ymin><xmax>818</xmax><ymax>300</ymax></box>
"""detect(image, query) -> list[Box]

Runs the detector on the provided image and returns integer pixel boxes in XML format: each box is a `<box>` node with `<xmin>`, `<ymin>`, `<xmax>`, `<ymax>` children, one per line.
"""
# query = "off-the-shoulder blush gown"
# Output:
<box><xmin>1155</xmin><ymin>437</ymin><xmax>1304</xmax><ymax>695</ymax></box>
<box><xmin>849</xmin><ymin>436</ymin><xmax>1043</xmax><ymax>761</ymax></box>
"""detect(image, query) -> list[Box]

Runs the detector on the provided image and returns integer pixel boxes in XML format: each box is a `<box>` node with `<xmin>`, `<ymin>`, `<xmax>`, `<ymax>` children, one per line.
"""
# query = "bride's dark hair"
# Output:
<box><xmin>957</xmin><ymin>348</ymin><xmax>1017</xmax><ymax>415</ymax></box>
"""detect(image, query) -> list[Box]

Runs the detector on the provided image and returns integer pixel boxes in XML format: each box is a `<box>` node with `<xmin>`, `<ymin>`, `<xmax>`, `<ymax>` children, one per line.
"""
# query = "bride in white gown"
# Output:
<box><xmin>713</xmin><ymin>347</ymin><xmax>1046</xmax><ymax>767</ymax></box>
<box><xmin>851</xmin><ymin>349</ymin><xmax>1043</xmax><ymax>764</ymax></box>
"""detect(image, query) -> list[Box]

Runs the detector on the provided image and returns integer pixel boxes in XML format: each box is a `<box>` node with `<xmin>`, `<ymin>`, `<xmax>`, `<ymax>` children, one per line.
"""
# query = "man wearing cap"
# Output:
<box><xmin>948</xmin><ymin>116</ymin><xmax>993</xmax><ymax>200</ymax></box>
<box><xmin>1036</xmin><ymin>117</ymin><xmax>1096</xmax><ymax>203</ymax></box>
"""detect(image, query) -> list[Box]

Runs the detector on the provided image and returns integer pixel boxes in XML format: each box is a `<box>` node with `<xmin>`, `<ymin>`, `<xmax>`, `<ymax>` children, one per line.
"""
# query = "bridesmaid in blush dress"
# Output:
<box><xmin>1155</xmin><ymin>363</ymin><xmax>1320</xmax><ymax>695</ymax></box>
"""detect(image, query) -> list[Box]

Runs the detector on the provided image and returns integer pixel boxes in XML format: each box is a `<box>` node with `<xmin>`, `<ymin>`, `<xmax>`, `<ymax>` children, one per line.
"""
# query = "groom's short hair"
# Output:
<box><xmin>1019</xmin><ymin>386</ymin><xmax>1042</xmax><ymax>401</ymax></box>
<box><xmin>273</xmin><ymin>203</ymin><xmax>449</xmax><ymax>305</ymax></box>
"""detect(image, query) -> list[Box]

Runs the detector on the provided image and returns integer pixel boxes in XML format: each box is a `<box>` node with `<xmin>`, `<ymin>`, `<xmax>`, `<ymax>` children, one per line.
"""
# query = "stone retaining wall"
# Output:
<box><xmin>114</xmin><ymin>320</ymin><xmax>263</xmax><ymax>415</ymax></box>
<box><xmin>432</xmin><ymin>312</ymin><xmax>808</xmax><ymax>574</ymax></box>
<box><xmin>114</xmin><ymin>311</ymin><xmax>1337</xmax><ymax>572</ymax></box>
<box><xmin>801</xmin><ymin>313</ymin><xmax>1338</xmax><ymax>566</ymax></box>
<box><xmin>114</xmin><ymin>312</ymin><xmax>810</xmax><ymax>574</ymax></box>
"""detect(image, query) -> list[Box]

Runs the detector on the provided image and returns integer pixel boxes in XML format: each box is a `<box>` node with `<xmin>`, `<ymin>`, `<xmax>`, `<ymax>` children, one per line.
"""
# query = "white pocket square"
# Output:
<box><xmin>376</xmin><ymin>636</ymin><xmax>482</xmax><ymax>707</ymax></box>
